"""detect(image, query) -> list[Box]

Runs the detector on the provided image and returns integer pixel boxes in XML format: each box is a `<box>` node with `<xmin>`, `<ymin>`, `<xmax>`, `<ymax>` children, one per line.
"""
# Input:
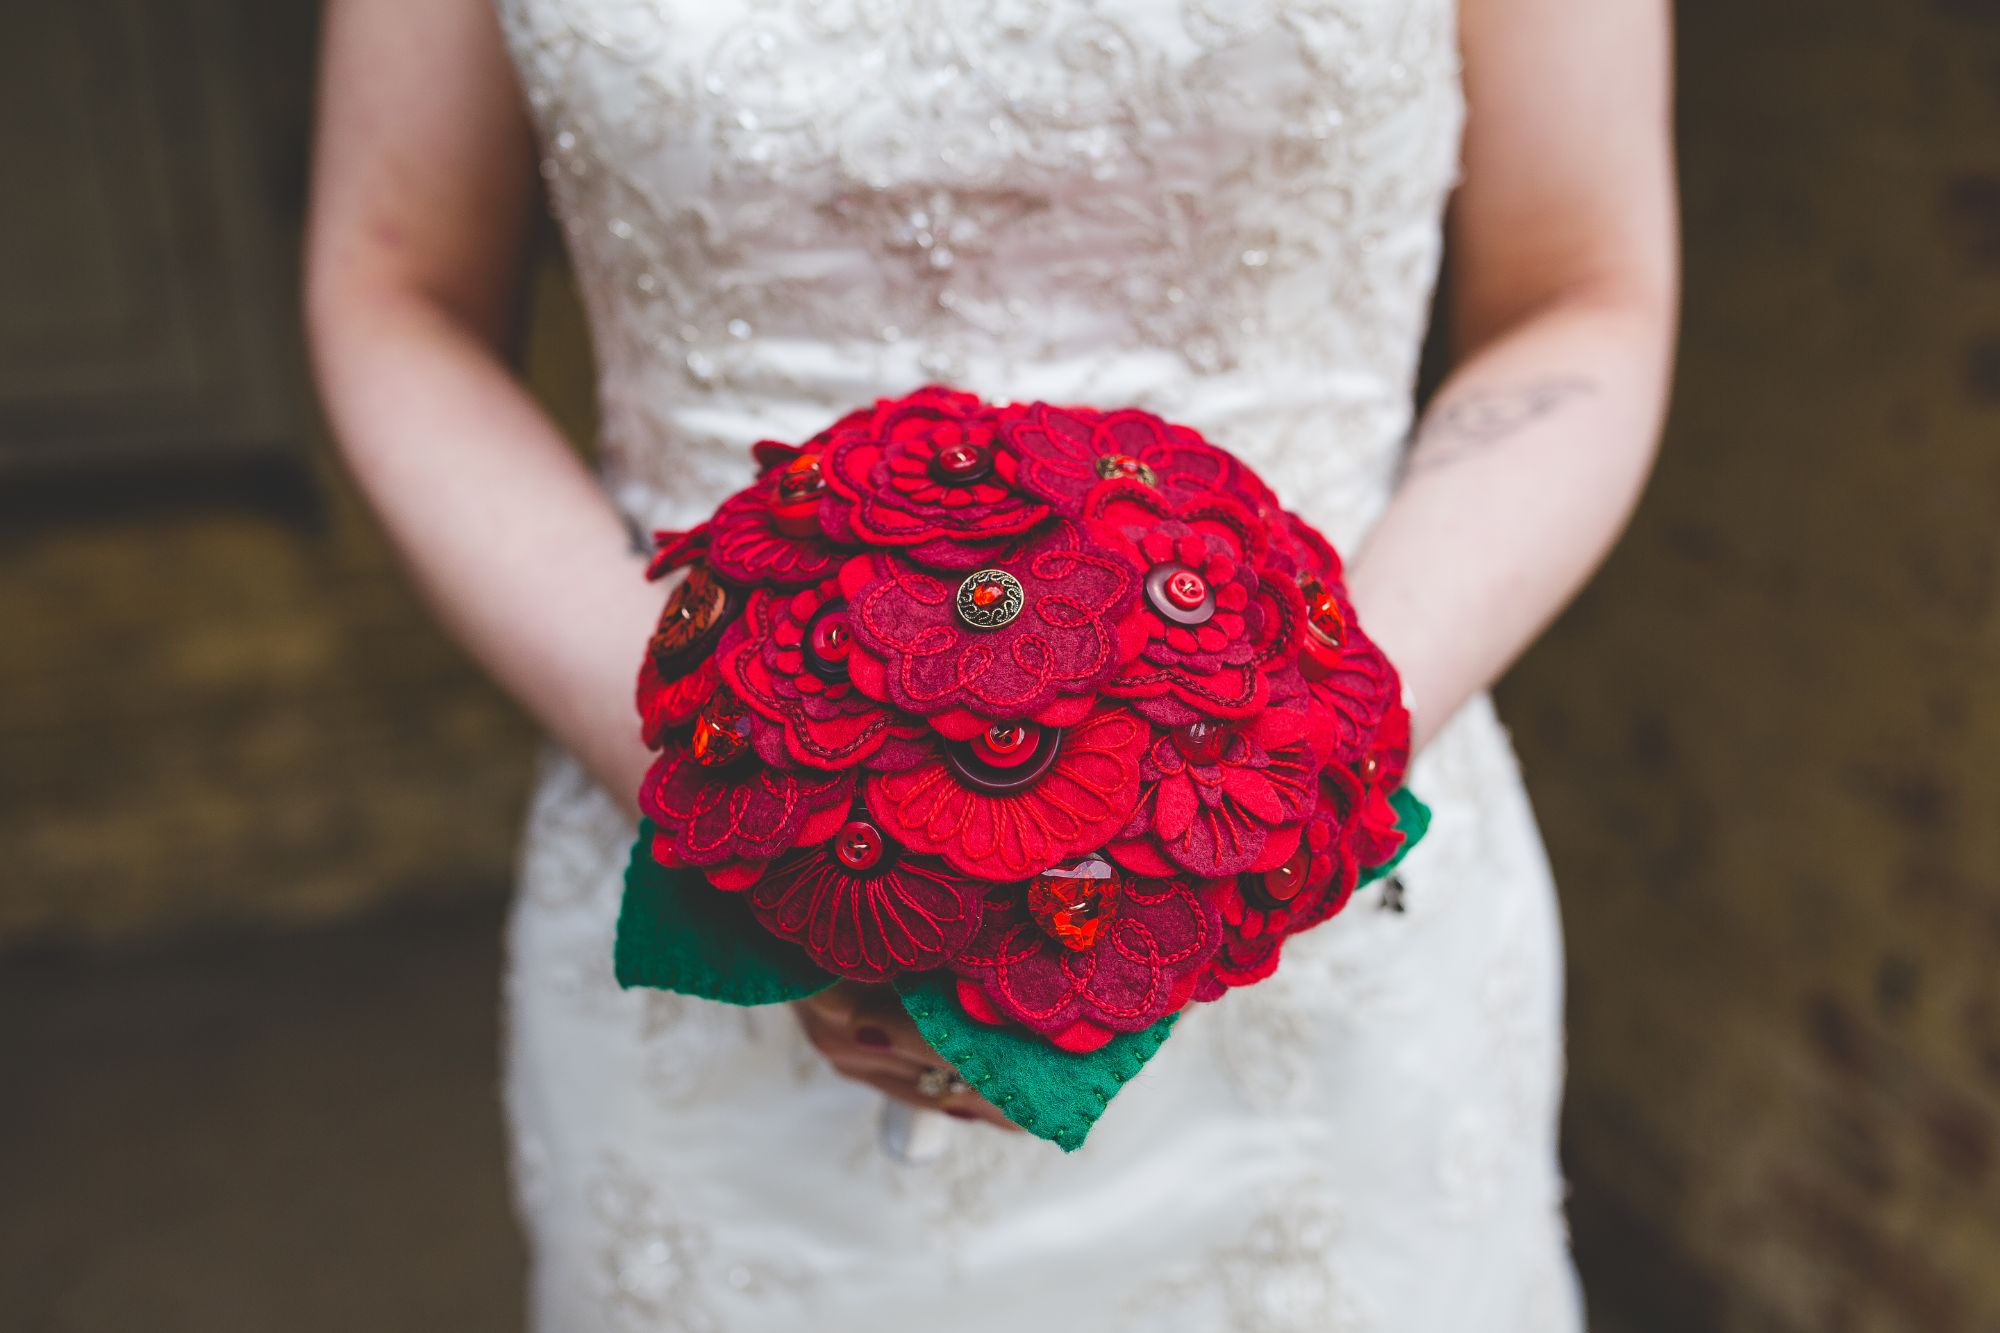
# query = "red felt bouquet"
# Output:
<box><xmin>616</xmin><ymin>386</ymin><xmax>1427</xmax><ymax>1147</ymax></box>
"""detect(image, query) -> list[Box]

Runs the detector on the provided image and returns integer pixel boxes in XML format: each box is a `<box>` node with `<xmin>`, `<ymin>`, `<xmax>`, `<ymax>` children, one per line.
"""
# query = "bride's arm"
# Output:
<box><xmin>304</xmin><ymin>0</ymin><xmax>657</xmax><ymax>809</ymax></box>
<box><xmin>1346</xmin><ymin>0</ymin><xmax>1679</xmax><ymax>749</ymax></box>
<box><xmin>304</xmin><ymin>0</ymin><xmax>1012</xmax><ymax>1125</ymax></box>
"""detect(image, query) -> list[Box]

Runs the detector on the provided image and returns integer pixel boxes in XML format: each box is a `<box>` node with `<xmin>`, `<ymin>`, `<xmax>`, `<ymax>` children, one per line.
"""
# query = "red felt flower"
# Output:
<box><xmin>842</xmin><ymin>520</ymin><xmax>1140</xmax><ymax>732</ymax></box>
<box><xmin>1085</xmin><ymin>480</ymin><xmax>1304</xmax><ymax>726</ymax></box>
<box><xmin>641</xmin><ymin>743</ymin><xmax>853</xmax><ymax>868</ymax></box>
<box><xmin>705</xmin><ymin>473</ymin><xmax>842</xmax><ymax>589</ymax></box>
<box><xmin>1111</xmin><ymin>708</ymin><xmax>1320</xmax><ymax>878</ymax></box>
<box><xmin>739</xmin><ymin>829</ymin><xmax>984</xmax><ymax>983</ymax></box>
<box><xmin>717</xmin><ymin>579</ymin><xmax>928</xmax><ymax>771</ymax></box>
<box><xmin>819</xmin><ymin>388</ymin><xmax>1051</xmax><ymax>569</ymax></box>
<box><xmin>1303</xmin><ymin>620</ymin><xmax>1403</xmax><ymax>767</ymax></box>
<box><xmin>1349</xmin><ymin>702</ymin><xmax>1413</xmax><ymax>867</ymax></box>
<box><xmin>1197</xmin><ymin>765</ymin><xmax>1367</xmax><ymax>999</ymax></box>
<box><xmin>950</xmin><ymin>870</ymin><xmax>1221</xmax><ymax>1047</ymax></box>
<box><xmin>1004</xmin><ymin>401</ymin><xmax>1279</xmax><ymax>517</ymax></box>
<box><xmin>866</xmin><ymin>706</ymin><xmax>1151</xmax><ymax>880</ymax></box>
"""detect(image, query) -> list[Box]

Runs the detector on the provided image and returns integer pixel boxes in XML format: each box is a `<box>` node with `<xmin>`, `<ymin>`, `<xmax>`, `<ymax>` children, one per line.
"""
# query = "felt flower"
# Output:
<box><xmin>1302</xmin><ymin>620</ymin><xmax>1403</xmax><ymax>768</ymax></box>
<box><xmin>1004</xmin><ymin>401</ymin><xmax>1279</xmax><ymax>517</ymax></box>
<box><xmin>950</xmin><ymin>869</ymin><xmax>1221</xmax><ymax>1049</ymax></box>
<box><xmin>704</xmin><ymin>468</ymin><xmax>842</xmax><ymax>589</ymax></box>
<box><xmin>866</xmin><ymin>706</ymin><xmax>1151</xmax><ymax>881</ymax></box>
<box><xmin>1197</xmin><ymin>765</ymin><xmax>1367</xmax><ymax>998</ymax></box>
<box><xmin>1085</xmin><ymin>480</ymin><xmax>1304</xmax><ymax>726</ymax></box>
<box><xmin>1264</xmin><ymin>511</ymin><xmax>1345</xmax><ymax>582</ymax></box>
<box><xmin>738</xmin><ymin>821</ymin><xmax>984</xmax><ymax>983</ymax></box>
<box><xmin>717</xmin><ymin>579</ymin><xmax>928</xmax><ymax>771</ymax></box>
<box><xmin>842</xmin><ymin>520</ymin><xmax>1140</xmax><ymax>734</ymax></box>
<box><xmin>641</xmin><ymin>729</ymin><xmax>854</xmax><ymax>868</ymax></box>
<box><xmin>819</xmin><ymin>387</ymin><xmax>1051</xmax><ymax>569</ymax></box>
<box><xmin>1110</xmin><ymin>708</ymin><xmax>1320</xmax><ymax>879</ymax></box>
<box><xmin>1348</xmin><ymin>701</ymin><xmax>1413</xmax><ymax>867</ymax></box>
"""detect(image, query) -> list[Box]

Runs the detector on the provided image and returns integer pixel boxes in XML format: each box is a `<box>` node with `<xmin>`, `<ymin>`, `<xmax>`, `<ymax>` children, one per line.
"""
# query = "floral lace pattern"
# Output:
<box><xmin>493</xmin><ymin>1</ymin><xmax>1580</xmax><ymax>1329</ymax></box>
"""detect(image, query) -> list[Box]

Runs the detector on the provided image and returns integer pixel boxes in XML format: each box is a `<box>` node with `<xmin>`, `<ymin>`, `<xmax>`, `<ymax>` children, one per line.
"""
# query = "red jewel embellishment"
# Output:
<box><xmin>971</xmin><ymin>722</ymin><xmax>1038</xmax><ymax>768</ymax></box>
<box><xmin>930</xmin><ymin>439</ymin><xmax>994</xmax><ymax>485</ymax></box>
<box><xmin>833</xmin><ymin>819</ymin><xmax>885</xmax><ymax>872</ymax></box>
<box><xmin>1027</xmin><ymin>856</ymin><xmax>1124</xmax><ymax>951</ymax></box>
<box><xmin>955</xmin><ymin>568</ymin><xmax>1025</xmax><ymax>629</ymax></box>
<box><xmin>1297</xmin><ymin>572</ymin><xmax>1347</xmax><ymax>677</ymax></box>
<box><xmin>769</xmin><ymin>454</ymin><xmax>826</xmax><ymax>537</ymax></box>
<box><xmin>1173</xmin><ymin>720</ymin><xmax>1230</xmax><ymax>765</ymax></box>
<box><xmin>1361</xmin><ymin>752</ymin><xmax>1381</xmax><ymax>783</ymax></box>
<box><xmin>1094</xmin><ymin>453</ymin><xmax>1159</xmax><ymax>487</ymax></box>
<box><xmin>690</xmin><ymin>687</ymin><xmax>754</xmax><ymax>766</ymax></box>
<box><xmin>1259</xmin><ymin>843</ymin><xmax>1312</xmax><ymax>905</ymax></box>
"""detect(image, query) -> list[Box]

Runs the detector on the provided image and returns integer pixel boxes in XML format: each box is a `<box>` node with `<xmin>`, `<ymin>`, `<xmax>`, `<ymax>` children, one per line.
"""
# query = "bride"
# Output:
<box><xmin>304</xmin><ymin>0</ymin><xmax>1676</xmax><ymax>1327</ymax></box>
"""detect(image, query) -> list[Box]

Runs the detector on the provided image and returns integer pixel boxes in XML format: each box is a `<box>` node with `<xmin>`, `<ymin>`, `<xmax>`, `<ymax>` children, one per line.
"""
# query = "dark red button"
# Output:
<box><xmin>834</xmin><ymin>819</ymin><xmax>884</xmax><ymax>872</ymax></box>
<box><xmin>809</xmin><ymin>611</ymin><xmax>851</xmax><ymax>662</ymax></box>
<box><xmin>929</xmin><ymin>438</ymin><xmax>993</xmax><ymax>485</ymax></box>
<box><xmin>1163</xmin><ymin>568</ymin><xmax>1208</xmax><ymax>610</ymax></box>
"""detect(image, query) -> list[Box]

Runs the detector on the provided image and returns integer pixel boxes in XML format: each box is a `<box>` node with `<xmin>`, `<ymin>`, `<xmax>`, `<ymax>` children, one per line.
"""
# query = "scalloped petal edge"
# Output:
<box><xmin>614</xmin><ymin>821</ymin><xmax>836</xmax><ymax>1006</ymax></box>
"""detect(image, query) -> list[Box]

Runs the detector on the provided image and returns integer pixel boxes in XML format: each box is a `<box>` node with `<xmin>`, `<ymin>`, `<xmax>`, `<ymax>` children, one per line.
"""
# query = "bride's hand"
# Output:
<box><xmin>793</xmin><ymin>982</ymin><xmax>1020</xmax><ymax>1132</ymax></box>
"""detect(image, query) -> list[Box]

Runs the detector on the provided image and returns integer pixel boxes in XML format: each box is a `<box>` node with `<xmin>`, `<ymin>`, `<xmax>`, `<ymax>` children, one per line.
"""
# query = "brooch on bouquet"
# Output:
<box><xmin>617</xmin><ymin>385</ymin><xmax>1428</xmax><ymax>1150</ymax></box>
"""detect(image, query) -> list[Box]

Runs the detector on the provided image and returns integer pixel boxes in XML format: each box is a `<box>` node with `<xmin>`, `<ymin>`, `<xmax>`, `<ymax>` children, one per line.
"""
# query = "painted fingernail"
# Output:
<box><xmin>855</xmin><ymin>1026</ymin><xmax>891</xmax><ymax>1048</ymax></box>
<box><xmin>946</xmin><ymin>1109</ymin><xmax>980</xmax><ymax>1121</ymax></box>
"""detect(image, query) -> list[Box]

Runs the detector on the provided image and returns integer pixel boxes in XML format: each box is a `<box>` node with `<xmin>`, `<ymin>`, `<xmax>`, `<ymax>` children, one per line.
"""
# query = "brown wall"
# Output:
<box><xmin>3</xmin><ymin>1</ymin><xmax>1998</xmax><ymax>1329</ymax></box>
<box><xmin>1511</xmin><ymin>4</ymin><xmax>2000</xmax><ymax>1330</ymax></box>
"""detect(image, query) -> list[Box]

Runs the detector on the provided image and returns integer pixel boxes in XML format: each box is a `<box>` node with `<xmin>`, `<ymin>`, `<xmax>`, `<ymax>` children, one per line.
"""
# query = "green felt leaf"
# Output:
<box><xmin>614</xmin><ymin>822</ymin><xmax>835</xmax><ymax>1006</ymax></box>
<box><xmin>894</xmin><ymin>789</ymin><xmax>1434</xmax><ymax>1152</ymax></box>
<box><xmin>894</xmin><ymin>971</ymin><xmax>1179</xmax><ymax>1153</ymax></box>
<box><xmin>1360</xmin><ymin>786</ymin><xmax>1432</xmax><ymax>887</ymax></box>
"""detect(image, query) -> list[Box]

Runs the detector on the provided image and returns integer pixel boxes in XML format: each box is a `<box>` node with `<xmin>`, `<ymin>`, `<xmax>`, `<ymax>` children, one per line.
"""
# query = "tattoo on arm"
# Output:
<box><xmin>1404</xmin><ymin>376</ymin><xmax>1597</xmax><ymax>476</ymax></box>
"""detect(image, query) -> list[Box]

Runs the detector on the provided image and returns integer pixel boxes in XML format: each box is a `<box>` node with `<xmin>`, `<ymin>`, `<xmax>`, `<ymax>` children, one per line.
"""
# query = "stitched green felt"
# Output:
<box><xmin>893</xmin><ymin>789</ymin><xmax>1431</xmax><ymax>1152</ymax></box>
<box><xmin>613</xmin><ymin>821</ymin><xmax>835</xmax><ymax>1005</ymax></box>
<box><xmin>894</xmin><ymin>971</ymin><xmax>1181</xmax><ymax>1152</ymax></box>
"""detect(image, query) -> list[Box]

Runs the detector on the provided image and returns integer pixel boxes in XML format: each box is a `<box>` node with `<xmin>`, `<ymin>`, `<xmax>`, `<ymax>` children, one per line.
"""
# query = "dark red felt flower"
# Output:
<box><xmin>1196</xmin><ymin>765</ymin><xmax>1367</xmax><ymax>998</ymax></box>
<box><xmin>842</xmin><ymin>520</ymin><xmax>1140</xmax><ymax>733</ymax></box>
<box><xmin>1349</xmin><ymin>702</ymin><xmax>1413</xmax><ymax>867</ymax></box>
<box><xmin>716</xmin><ymin>578</ymin><xmax>928</xmax><ymax>771</ymax></box>
<box><xmin>950</xmin><ymin>868</ymin><xmax>1221</xmax><ymax>1049</ymax></box>
<box><xmin>704</xmin><ymin>469</ymin><xmax>842</xmax><ymax>589</ymax></box>
<box><xmin>819</xmin><ymin>388</ymin><xmax>1050</xmax><ymax>569</ymax></box>
<box><xmin>866</xmin><ymin>706</ymin><xmax>1151</xmax><ymax>881</ymax></box>
<box><xmin>641</xmin><ymin>738</ymin><xmax>853</xmax><ymax>869</ymax></box>
<box><xmin>1085</xmin><ymin>480</ymin><xmax>1304</xmax><ymax>726</ymax></box>
<box><xmin>1111</xmin><ymin>708</ymin><xmax>1320</xmax><ymax>879</ymax></box>
<box><xmin>1303</xmin><ymin>618</ymin><xmax>1403</xmax><ymax>768</ymax></box>
<box><xmin>1004</xmin><ymin>401</ymin><xmax>1278</xmax><ymax>517</ymax></box>
<box><xmin>737</xmin><ymin>826</ymin><xmax>984</xmax><ymax>983</ymax></box>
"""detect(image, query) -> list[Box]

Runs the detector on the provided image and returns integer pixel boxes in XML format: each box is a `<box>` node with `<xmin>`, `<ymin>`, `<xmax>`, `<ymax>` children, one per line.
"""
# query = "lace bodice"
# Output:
<box><xmin>497</xmin><ymin>0</ymin><xmax>1463</xmax><ymax>540</ymax></box>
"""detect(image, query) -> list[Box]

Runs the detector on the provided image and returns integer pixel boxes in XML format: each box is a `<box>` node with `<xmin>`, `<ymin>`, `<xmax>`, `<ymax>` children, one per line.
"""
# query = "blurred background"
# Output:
<box><xmin>3</xmin><ymin>2</ymin><xmax>1997</xmax><ymax>1330</ymax></box>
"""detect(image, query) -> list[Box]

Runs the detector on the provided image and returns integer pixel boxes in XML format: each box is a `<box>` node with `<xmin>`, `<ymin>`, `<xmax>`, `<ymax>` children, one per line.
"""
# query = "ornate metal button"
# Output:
<box><xmin>1095</xmin><ymin>453</ymin><xmax>1158</xmax><ymax>487</ymax></box>
<box><xmin>955</xmin><ymin>568</ymin><xmax>1024</xmax><ymax>629</ymax></box>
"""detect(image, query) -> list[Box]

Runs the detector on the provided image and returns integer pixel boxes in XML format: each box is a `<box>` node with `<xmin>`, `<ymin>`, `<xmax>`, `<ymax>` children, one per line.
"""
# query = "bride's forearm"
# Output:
<box><xmin>1346</xmin><ymin>288</ymin><xmax>1676</xmax><ymax>750</ymax></box>
<box><xmin>308</xmin><ymin>291</ymin><xmax>658</xmax><ymax>813</ymax></box>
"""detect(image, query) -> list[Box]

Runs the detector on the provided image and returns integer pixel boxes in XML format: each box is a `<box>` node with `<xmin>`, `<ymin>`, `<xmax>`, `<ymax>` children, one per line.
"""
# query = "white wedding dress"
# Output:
<box><xmin>493</xmin><ymin>2</ymin><xmax>1582</xmax><ymax>1329</ymax></box>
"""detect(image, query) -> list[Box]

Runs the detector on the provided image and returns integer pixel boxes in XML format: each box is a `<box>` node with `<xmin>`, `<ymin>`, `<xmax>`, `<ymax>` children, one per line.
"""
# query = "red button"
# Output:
<box><xmin>1262</xmin><ymin>845</ymin><xmax>1312</xmax><ymax>904</ymax></box>
<box><xmin>834</xmin><ymin>820</ymin><xmax>884</xmax><ymax>872</ymax></box>
<box><xmin>930</xmin><ymin>439</ymin><xmax>992</xmax><ymax>482</ymax></box>
<box><xmin>809</xmin><ymin>611</ymin><xmax>851</xmax><ymax>663</ymax></box>
<box><xmin>1163</xmin><ymin>568</ymin><xmax>1208</xmax><ymax>611</ymax></box>
<box><xmin>972</xmin><ymin>722</ymin><xmax>1039</xmax><ymax>768</ymax></box>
